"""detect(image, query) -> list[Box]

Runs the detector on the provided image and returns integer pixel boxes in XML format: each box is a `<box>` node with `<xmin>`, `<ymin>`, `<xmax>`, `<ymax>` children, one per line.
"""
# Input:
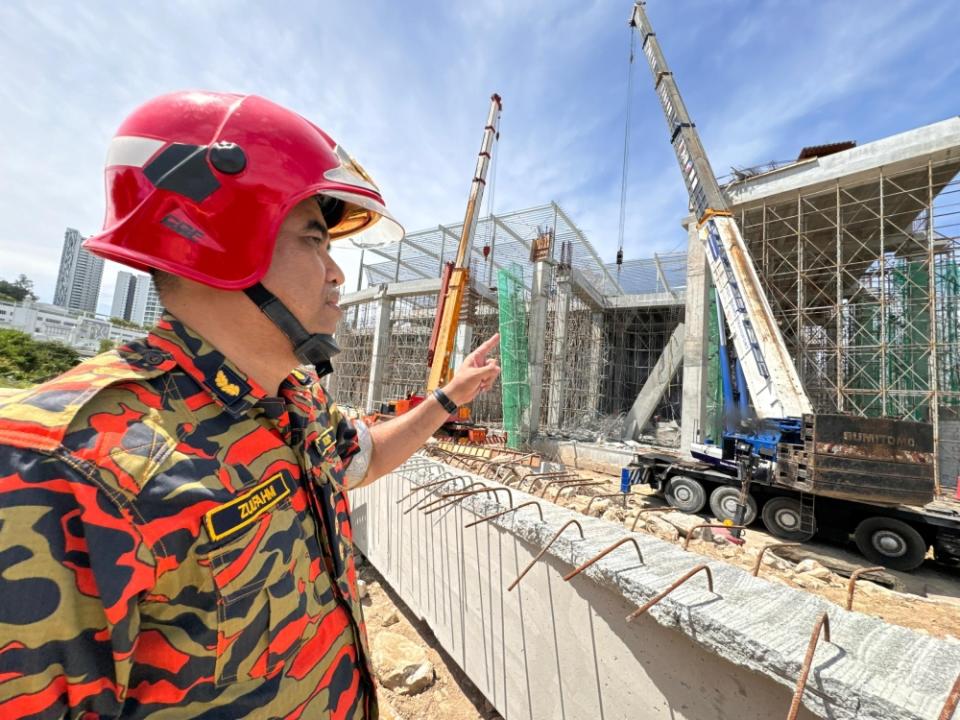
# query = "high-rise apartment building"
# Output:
<box><xmin>110</xmin><ymin>271</ymin><xmax>138</xmax><ymax>321</ymax></box>
<box><xmin>53</xmin><ymin>228</ymin><xmax>104</xmax><ymax>314</ymax></box>
<box><xmin>131</xmin><ymin>274</ymin><xmax>164</xmax><ymax>328</ymax></box>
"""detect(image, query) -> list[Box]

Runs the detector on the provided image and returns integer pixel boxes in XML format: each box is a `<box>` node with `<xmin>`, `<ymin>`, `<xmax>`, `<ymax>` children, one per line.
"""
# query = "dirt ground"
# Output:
<box><xmin>358</xmin><ymin>560</ymin><xmax>498</xmax><ymax>720</ymax></box>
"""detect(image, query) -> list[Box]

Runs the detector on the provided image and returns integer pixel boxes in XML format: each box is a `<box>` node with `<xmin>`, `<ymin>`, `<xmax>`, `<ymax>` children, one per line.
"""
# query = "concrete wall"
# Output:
<box><xmin>350</xmin><ymin>457</ymin><xmax>960</xmax><ymax>720</ymax></box>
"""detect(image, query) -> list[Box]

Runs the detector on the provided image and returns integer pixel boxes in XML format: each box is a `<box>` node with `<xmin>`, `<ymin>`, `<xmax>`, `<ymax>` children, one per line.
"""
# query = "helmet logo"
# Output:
<box><xmin>143</xmin><ymin>143</ymin><xmax>221</xmax><ymax>202</ymax></box>
<box><xmin>161</xmin><ymin>212</ymin><xmax>204</xmax><ymax>241</ymax></box>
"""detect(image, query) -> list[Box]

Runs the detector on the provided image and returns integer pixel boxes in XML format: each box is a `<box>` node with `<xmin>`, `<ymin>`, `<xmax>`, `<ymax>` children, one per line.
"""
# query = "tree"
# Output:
<box><xmin>0</xmin><ymin>274</ymin><xmax>38</xmax><ymax>303</ymax></box>
<box><xmin>98</xmin><ymin>338</ymin><xmax>116</xmax><ymax>353</ymax></box>
<box><xmin>110</xmin><ymin>317</ymin><xmax>144</xmax><ymax>331</ymax></box>
<box><xmin>0</xmin><ymin>329</ymin><xmax>81</xmax><ymax>387</ymax></box>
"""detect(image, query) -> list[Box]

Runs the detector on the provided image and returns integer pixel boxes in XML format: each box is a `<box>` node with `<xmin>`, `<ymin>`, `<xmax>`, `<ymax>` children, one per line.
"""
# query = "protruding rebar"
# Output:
<box><xmin>626</xmin><ymin>564</ymin><xmax>715</xmax><ymax>622</ymax></box>
<box><xmin>539</xmin><ymin>477</ymin><xmax>585</xmax><ymax>498</ymax></box>
<box><xmin>845</xmin><ymin>566</ymin><xmax>885</xmax><ymax>611</ymax></box>
<box><xmin>584</xmin><ymin>493</ymin><xmax>631</xmax><ymax>515</ymax></box>
<box><xmin>630</xmin><ymin>505</ymin><xmax>678</xmax><ymax>532</ymax></box>
<box><xmin>507</xmin><ymin>519</ymin><xmax>584</xmax><ymax>592</ymax></box>
<box><xmin>562</xmin><ymin>537</ymin><xmax>645</xmax><ymax>582</ymax></box>
<box><xmin>787</xmin><ymin>613</ymin><xmax>832</xmax><ymax>720</ymax></box>
<box><xmin>939</xmin><ymin>672</ymin><xmax>960</xmax><ymax>720</ymax></box>
<box><xmin>424</xmin><ymin>487</ymin><xmax>514</xmax><ymax>515</ymax></box>
<box><xmin>464</xmin><ymin>500</ymin><xmax>544</xmax><ymax>529</ymax></box>
<box><xmin>682</xmin><ymin>524</ymin><xmax>746</xmax><ymax>550</ymax></box>
<box><xmin>752</xmin><ymin>543</ymin><xmax>801</xmax><ymax>577</ymax></box>
<box><xmin>411</xmin><ymin>481</ymin><xmax>488</xmax><ymax>515</ymax></box>
<box><xmin>554</xmin><ymin>480</ymin><xmax>608</xmax><ymax>502</ymax></box>
<box><xmin>395</xmin><ymin>475</ymin><xmax>468</xmax><ymax>505</ymax></box>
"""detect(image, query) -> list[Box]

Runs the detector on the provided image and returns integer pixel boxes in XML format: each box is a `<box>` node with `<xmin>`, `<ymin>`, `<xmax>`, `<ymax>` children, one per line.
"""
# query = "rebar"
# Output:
<box><xmin>630</xmin><ymin>505</ymin><xmax>678</xmax><ymax>532</ymax></box>
<box><xmin>508</xmin><ymin>519</ymin><xmax>584</xmax><ymax>592</ymax></box>
<box><xmin>752</xmin><ymin>543</ymin><xmax>802</xmax><ymax>577</ymax></box>
<box><xmin>787</xmin><ymin>613</ymin><xmax>832</xmax><ymax>720</ymax></box>
<box><xmin>562</xmin><ymin>537</ymin><xmax>644</xmax><ymax>582</ymax></box>
<box><xmin>424</xmin><ymin>487</ymin><xmax>514</xmax><ymax>515</ymax></box>
<box><xmin>463</xmin><ymin>500</ymin><xmax>545</xmax><ymax>529</ymax></box>
<box><xmin>413</xmin><ymin>481</ymin><xmax>488</xmax><ymax>515</ymax></box>
<box><xmin>845</xmin><ymin>566</ymin><xmax>885</xmax><ymax>611</ymax></box>
<box><xmin>626</xmin><ymin>565</ymin><xmax>715</xmax><ymax>622</ymax></box>
<box><xmin>939</xmin><ymin>672</ymin><xmax>960</xmax><ymax>720</ymax></box>
<box><xmin>553</xmin><ymin>480</ymin><xmax>608</xmax><ymax>502</ymax></box>
<box><xmin>395</xmin><ymin>475</ymin><xmax>468</xmax><ymax>505</ymax></box>
<box><xmin>584</xmin><ymin>493</ymin><xmax>631</xmax><ymax>515</ymax></box>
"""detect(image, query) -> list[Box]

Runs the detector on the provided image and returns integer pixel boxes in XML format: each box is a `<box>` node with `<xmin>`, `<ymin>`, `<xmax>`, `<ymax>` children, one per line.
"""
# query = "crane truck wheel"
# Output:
<box><xmin>853</xmin><ymin>517</ymin><xmax>928</xmax><ymax>572</ymax></box>
<box><xmin>664</xmin><ymin>476</ymin><xmax>707</xmax><ymax>514</ymax></box>
<box><xmin>761</xmin><ymin>497</ymin><xmax>815</xmax><ymax>541</ymax></box>
<box><xmin>709</xmin><ymin>486</ymin><xmax>757</xmax><ymax>525</ymax></box>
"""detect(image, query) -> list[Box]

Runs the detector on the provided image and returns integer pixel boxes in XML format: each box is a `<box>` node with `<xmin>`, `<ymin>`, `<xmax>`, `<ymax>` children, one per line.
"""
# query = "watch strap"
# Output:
<box><xmin>433</xmin><ymin>388</ymin><xmax>458</xmax><ymax>413</ymax></box>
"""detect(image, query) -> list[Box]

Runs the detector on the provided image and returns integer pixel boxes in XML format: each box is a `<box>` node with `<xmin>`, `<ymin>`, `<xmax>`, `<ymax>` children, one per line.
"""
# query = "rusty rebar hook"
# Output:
<box><xmin>553</xmin><ymin>481</ymin><xmax>608</xmax><ymax>502</ymax></box>
<box><xmin>507</xmin><ymin>519</ymin><xmax>585</xmax><ymax>592</ymax></box>
<box><xmin>410</xmin><ymin>481</ymin><xmax>488</xmax><ymax>515</ymax></box>
<box><xmin>584</xmin><ymin>493</ymin><xmax>631</xmax><ymax>515</ymax></box>
<box><xmin>563</xmin><ymin>537</ymin><xmax>645</xmax><ymax>582</ymax></box>
<box><xmin>787</xmin><ymin>612</ymin><xmax>832</xmax><ymax>720</ymax></box>
<box><xmin>424</xmin><ymin>487</ymin><xmax>514</xmax><ymax>516</ymax></box>
<box><xmin>939</xmin><ymin>672</ymin><xmax>960</xmax><ymax>720</ymax></box>
<box><xmin>682</xmin><ymin>524</ymin><xmax>747</xmax><ymax>550</ymax></box>
<box><xmin>752</xmin><ymin>543</ymin><xmax>802</xmax><ymax>577</ymax></box>
<box><xmin>539</xmin><ymin>477</ymin><xmax>585</xmax><ymax>498</ymax></box>
<box><xmin>395</xmin><ymin>475</ymin><xmax>469</xmax><ymax>505</ymax></box>
<box><xmin>630</xmin><ymin>505</ymin><xmax>678</xmax><ymax>532</ymax></box>
<box><xmin>845</xmin><ymin>566</ymin><xmax>885</xmax><ymax>611</ymax></box>
<box><xmin>464</xmin><ymin>500</ymin><xmax>545</xmax><ymax>529</ymax></box>
<box><xmin>626</xmin><ymin>564</ymin><xmax>715</xmax><ymax>622</ymax></box>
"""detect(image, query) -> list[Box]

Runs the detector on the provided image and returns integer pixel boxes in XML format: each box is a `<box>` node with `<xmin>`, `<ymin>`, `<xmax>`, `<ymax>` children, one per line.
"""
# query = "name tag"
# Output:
<box><xmin>204</xmin><ymin>472</ymin><xmax>292</xmax><ymax>542</ymax></box>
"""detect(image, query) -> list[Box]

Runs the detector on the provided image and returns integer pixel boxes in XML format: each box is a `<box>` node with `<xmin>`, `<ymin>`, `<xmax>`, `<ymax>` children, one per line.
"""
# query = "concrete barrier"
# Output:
<box><xmin>350</xmin><ymin>456</ymin><xmax>960</xmax><ymax>720</ymax></box>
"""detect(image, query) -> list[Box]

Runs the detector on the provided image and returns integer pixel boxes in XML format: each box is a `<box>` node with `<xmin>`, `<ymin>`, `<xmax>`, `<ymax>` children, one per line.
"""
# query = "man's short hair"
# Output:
<box><xmin>150</xmin><ymin>269</ymin><xmax>179</xmax><ymax>299</ymax></box>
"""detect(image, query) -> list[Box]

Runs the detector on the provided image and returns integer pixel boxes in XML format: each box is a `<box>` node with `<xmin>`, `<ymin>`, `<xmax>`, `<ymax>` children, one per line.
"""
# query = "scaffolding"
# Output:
<box><xmin>736</xmin><ymin>155</ymin><xmax>960</xmax><ymax>486</ymax></box>
<box><xmin>497</xmin><ymin>265</ymin><xmax>530</xmax><ymax>448</ymax></box>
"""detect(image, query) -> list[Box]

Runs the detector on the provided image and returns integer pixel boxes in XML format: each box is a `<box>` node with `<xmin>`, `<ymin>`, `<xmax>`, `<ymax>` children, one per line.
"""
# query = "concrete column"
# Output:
<box><xmin>680</xmin><ymin>218</ymin><xmax>709</xmax><ymax>453</ymax></box>
<box><xmin>624</xmin><ymin>321</ymin><xmax>685</xmax><ymax>441</ymax></box>
<box><xmin>527</xmin><ymin>260</ymin><xmax>553</xmax><ymax>438</ymax></box>
<box><xmin>364</xmin><ymin>288</ymin><xmax>393</xmax><ymax>415</ymax></box>
<box><xmin>546</xmin><ymin>278</ymin><xmax>571</xmax><ymax>429</ymax></box>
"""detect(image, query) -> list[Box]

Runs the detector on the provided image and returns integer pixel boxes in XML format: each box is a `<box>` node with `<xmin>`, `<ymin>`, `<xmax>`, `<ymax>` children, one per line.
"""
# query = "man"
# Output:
<box><xmin>0</xmin><ymin>91</ymin><xmax>500</xmax><ymax>719</ymax></box>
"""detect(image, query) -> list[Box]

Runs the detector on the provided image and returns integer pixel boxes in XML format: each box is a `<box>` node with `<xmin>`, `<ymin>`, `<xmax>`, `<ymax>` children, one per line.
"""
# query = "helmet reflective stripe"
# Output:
<box><xmin>106</xmin><ymin>136</ymin><xmax>165</xmax><ymax>168</ymax></box>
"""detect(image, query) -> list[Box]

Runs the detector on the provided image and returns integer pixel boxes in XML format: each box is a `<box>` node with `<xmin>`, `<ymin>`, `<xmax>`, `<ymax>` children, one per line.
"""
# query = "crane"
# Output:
<box><xmin>426</xmin><ymin>93</ymin><xmax>502</xmax><ymax>392</ymax></box>
<box><xmin>630</xmin><ymin>1</ymin><xmax>811</xmax><ymax>422</ymax></box>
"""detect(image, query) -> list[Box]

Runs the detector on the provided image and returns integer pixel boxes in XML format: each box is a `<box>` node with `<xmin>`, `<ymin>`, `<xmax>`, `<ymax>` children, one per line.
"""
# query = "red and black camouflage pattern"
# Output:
<box><xmin>0</xmin><ymin>314</ymin><xmax>375</xmax><ymax>719</ymax></box>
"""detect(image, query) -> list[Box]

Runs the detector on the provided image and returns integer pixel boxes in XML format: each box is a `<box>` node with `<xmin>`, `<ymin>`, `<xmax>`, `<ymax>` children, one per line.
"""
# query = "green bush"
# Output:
<box><xmin>0</xmin><ymin>328</ymin><xmax>81</xmax><ymax>385</ymax></box>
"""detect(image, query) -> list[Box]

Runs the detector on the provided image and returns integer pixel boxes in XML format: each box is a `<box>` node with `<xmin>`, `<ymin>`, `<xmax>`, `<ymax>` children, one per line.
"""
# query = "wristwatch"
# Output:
<box><xmin>433</xmin><ymin>388</ymin><xmax>458</xmax><ymax>413</ymax></box>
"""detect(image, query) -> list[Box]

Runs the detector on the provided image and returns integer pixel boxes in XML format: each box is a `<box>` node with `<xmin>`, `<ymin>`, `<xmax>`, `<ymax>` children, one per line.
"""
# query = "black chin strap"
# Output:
<box><xmin>243</xmin><ymin>283</ymin><xmax>339</xmax><ymax>376</ymax></box>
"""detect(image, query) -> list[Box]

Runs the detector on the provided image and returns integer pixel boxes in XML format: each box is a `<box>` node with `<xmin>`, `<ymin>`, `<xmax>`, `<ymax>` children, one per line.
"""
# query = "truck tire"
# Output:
<box><xmin>761</xmin><ymin>497</ymin><xmax>815</xmax><ymax>542</ymax></box>
<box><xmin>853</xmin><ymin>517</ymin><xmax>927</xmax><ymax>572</ymax></box>
<box><xmin>709</xmin><ymin>486</ymin><xmax>757</xmax><ymax>525</ymax></box>
<box><xmin>664</xmin><ymin>476</ymin><xmax>707</xmax><ymax>514</ymax></box>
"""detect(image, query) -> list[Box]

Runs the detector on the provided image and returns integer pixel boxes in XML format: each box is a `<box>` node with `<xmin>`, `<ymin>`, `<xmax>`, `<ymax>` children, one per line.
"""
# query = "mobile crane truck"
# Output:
<box><xmin>620</xmin><ymin>2</ymin><xmax>960</xmax><ymax>571</ymax></box>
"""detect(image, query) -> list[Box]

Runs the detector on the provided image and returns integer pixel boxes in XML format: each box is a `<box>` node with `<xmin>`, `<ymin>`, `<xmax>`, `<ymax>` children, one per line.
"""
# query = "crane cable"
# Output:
<box><xmin>616</xmin><ymin>21</ymin><xmax>637</xmax><ymax>279</ymax></box>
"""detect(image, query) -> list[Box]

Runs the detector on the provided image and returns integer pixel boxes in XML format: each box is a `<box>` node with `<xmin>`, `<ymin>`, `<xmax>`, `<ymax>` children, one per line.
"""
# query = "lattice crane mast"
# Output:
<box><xmin>426</xmin><ymin>93</ymin><xmax>502</xmax><ymax>392</ymax></box>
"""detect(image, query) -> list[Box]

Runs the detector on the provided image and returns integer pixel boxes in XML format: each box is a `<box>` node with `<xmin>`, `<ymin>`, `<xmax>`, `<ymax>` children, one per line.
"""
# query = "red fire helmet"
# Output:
<box><xmin>84</xmin><ymin>90</ymin><xmax>403</xmax><ymax>289</ymax></box>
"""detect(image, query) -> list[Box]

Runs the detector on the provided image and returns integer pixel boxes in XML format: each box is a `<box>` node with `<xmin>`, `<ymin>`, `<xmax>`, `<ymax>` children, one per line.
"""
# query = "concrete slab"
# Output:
<box><xmin>351</xmin><ymin>456</ymin><xmax>960</xmax><ymax>719</ymax></box>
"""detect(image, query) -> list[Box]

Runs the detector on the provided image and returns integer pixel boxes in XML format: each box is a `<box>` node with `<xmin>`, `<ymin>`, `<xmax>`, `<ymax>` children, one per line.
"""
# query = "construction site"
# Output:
<box><xmin>334</xmin><ymin>4</ymin><xmax>960</xmax><ymax>720</ymax></box>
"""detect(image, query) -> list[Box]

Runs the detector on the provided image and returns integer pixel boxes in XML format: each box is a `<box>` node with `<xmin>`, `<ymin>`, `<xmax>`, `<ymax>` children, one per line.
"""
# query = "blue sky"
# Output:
<box><xmin>1</xmin><ymin>1</ymin><xmax>958</xmax><ymax>314</ymax></box>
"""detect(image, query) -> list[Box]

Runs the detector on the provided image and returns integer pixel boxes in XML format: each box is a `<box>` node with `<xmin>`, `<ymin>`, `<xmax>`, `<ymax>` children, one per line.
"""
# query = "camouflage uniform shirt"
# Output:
<box><xmin>0</xmin><ymin>314</ymin><xmax>376</xmax><ymax>719</ymax></box>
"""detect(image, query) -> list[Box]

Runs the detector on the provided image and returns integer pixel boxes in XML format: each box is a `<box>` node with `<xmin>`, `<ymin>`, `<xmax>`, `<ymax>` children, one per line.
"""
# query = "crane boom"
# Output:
<box><xmin>426</xmin><ymin>94</ymin><xmax>502</xmax><ymax>392</ymax></box>
<box><xmin>630</xmin><ymin>2</ymin><xmax>811</xmax><ymax>420</ymax></box>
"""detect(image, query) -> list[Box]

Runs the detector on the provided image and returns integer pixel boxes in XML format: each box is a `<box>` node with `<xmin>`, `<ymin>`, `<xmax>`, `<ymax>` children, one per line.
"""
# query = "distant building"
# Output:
<box><xmin>111</xmin><ymin>271</ymin><xmax>138</xmax><ymax>322</ymax></box>
<box><xmin>131</xmin><ymin>275</ymin><xmax>164</xmax><ymax>328</ymax></box>
<box><xmin>53</xmin><ymin>228</ymin><xmax>104</xmax><ymax>314</ymax></box>
<box><xmin>0</xmin><ymin>299</ymin><xmax>143</xmax><ymax>357</ymax></box>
